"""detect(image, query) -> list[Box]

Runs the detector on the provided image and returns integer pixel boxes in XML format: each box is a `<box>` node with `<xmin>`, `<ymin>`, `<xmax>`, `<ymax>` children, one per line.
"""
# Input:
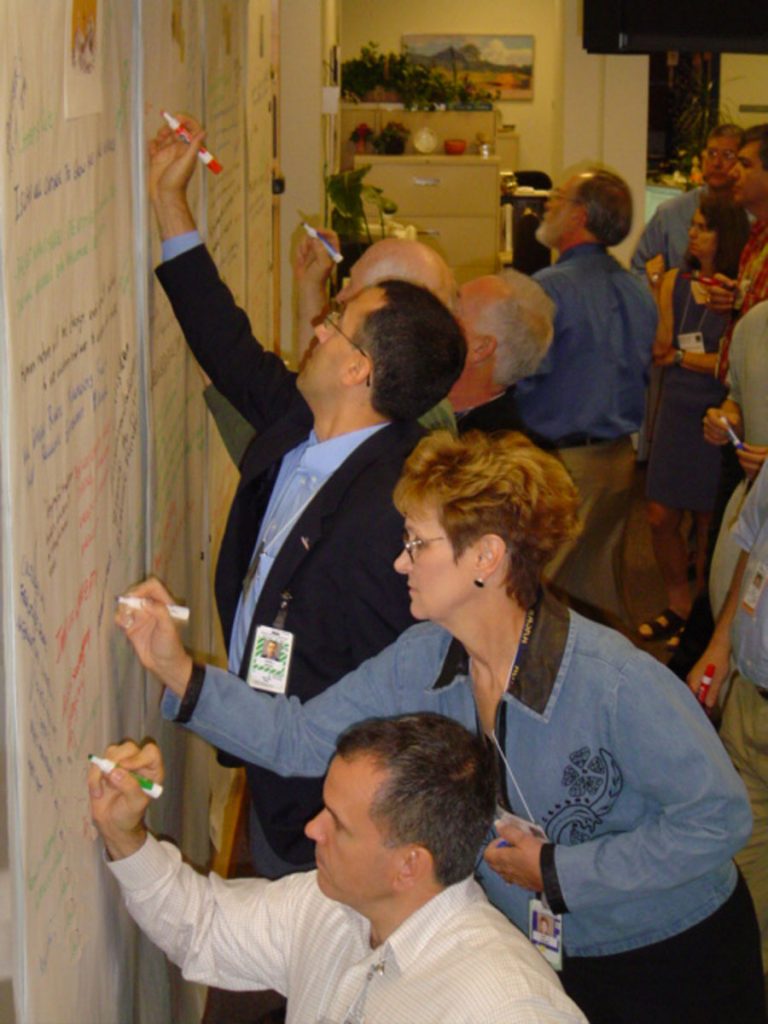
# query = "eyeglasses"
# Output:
<box><xmin>704</xmin><ymin>147</ymin><xmax>737</xmax><ymax>163</ymax></box>
<box><xmin>323</xmin><ymin>309</ymin><xmax>362</xmax><ymax>349</ymax></box>
<box><xmin>402</xmin><ymin>532</ymin><xmax>446</xmax><ymax>562</ymax></box>
<box><xmin>323</xmin><ymin>305</ymin><xmax>373</xmax><ymax>387</ymax></box>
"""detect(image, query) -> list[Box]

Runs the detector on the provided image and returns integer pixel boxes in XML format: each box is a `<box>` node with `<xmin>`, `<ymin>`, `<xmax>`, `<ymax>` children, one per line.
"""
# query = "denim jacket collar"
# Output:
<box><xmin>430</xmin><ymin>589</ymin><xmax>571</xmax><ymax>715</ymax></box>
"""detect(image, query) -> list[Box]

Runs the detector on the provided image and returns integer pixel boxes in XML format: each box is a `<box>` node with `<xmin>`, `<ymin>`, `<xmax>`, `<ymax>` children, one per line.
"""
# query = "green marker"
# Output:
<box><xmin>88</xmin><ymin>754</ymin><xmax>164</xmax><ymax>799</ymax></box>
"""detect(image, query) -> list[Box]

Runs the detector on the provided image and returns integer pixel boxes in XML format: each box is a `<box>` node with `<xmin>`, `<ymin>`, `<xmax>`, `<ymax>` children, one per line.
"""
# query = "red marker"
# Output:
<box><xmin>161</xmin><ymin>110</ymin><xmax>222</xmax><ymax>174</ymax></box>
<box><xmin>682</xmin><ymin>272</ymin><xmax>737</xmax><ymax>290</ymax></box>
<box><xmin>697</xmin><ymin>663</ymin><xmax>717</xmax><ymax>710</ymax></box>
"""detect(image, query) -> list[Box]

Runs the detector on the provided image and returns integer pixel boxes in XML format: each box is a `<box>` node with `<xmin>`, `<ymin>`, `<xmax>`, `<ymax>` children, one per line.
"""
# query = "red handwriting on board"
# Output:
<box><xmin>63</xmin><ymin>626</ymin><xmax>91</xmax><ymax>753</ymax></box>
<box><xmin>54</xmin><ymin>569</ymin><xmax>97</xmax><ymax>662</ymax></box>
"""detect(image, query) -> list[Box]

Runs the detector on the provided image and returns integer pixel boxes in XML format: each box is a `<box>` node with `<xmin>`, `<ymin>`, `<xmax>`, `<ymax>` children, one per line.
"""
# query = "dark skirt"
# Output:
<box><xmin>561</xmin><ymin>871</ymin><xmax>765</xmax><ymax>1024</ymax></box>
<box><xmin>646</xmin><ymin>365</ymin><xmax>727</xmax><ymax>511</ymax></box>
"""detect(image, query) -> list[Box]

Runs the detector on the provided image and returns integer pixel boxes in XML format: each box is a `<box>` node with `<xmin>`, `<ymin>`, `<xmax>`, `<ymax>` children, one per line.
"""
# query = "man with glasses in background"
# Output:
<box><xmin>631</xmin><ymin>123</ymin><xmax>745</xmax><ymax>280</ymax></box>
<box><xmin>135</xmin><ymin>115</ymin><xmax>466</xmax><ymax>889</ymax></box>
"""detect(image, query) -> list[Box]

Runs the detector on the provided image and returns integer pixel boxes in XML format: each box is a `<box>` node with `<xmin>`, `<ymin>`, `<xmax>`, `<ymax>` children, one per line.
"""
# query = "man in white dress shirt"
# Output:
<box><xmin>89</xmin><ymin>713</ymin><xmax>584</xmax><ymax>1023</ymax></box>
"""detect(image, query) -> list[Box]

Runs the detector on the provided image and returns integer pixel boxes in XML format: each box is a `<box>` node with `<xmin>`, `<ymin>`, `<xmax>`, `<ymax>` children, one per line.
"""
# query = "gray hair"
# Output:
<box><xmin>575</xmin><ymin>168</ymin><xmax>633</xmax><ymax>247</ymax></box>
<box><xmin>473</xmin><ymin>270</ymin><xmax>554</xmax><ymax>388</ymax></box>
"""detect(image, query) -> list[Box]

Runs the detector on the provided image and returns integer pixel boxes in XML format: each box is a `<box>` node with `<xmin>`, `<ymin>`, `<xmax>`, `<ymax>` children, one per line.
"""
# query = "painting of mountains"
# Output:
<box><xmin>402</xmin><ymin>34</ymin><xmax>534</xmax><ymax>99</ymax></box>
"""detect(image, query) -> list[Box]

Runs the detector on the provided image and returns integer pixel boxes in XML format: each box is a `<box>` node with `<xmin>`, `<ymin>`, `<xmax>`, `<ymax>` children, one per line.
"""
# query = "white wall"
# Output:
<box><xmin>341</xmin><ymin>0</ymin><xmax>563</xmax><ymax>173</ymax></box>
<box><xmin>721</xmin><ymin>54</ymin><xmax>768</xmax><ymax>129</ymax></box>
<box><xmin>556</xmin><ymin>0</ymin><xmax>649</xmax><ymax>265</ymax></box>
<box><xmin>279</xmin><ymin>0</ymin><xmax>334</xmax><ymax>359</ymax></box>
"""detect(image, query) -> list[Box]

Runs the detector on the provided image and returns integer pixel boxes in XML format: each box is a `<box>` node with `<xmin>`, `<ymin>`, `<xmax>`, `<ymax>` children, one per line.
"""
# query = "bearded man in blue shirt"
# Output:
<box><xmin>515</xmin><ymin>168</ymin><xmax>657</xmax><ymax>625</ymax></box>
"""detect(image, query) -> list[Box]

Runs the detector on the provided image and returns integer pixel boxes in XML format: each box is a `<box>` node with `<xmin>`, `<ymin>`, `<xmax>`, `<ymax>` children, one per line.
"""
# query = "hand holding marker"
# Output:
<box><xmin>696</xmin><ymin>663</ymin><xmax>716</xmax><ymax>713</ymax></box>
<box><xmin>161</xmin><ymin>110</ymin><xmax>222</xmax><ymax>174</ymax></box>
<box><xmin>302</xmin><ymin>222</ymin><xmax>343</xmax><ymax>264</ymax></box>
<box><xmin>116</xmin><ymin>594</ymin><xmax>189</xmax><ymax>623</ymax></box>
<box><xmin>719</xmin><ymin>416</ymin><xmax>745</xmax><ymax>450</ymax></box>
<box><xmin>88</xmin><ymin>754</ymin><xmax>163</xmax><ymax>799</ymax></box>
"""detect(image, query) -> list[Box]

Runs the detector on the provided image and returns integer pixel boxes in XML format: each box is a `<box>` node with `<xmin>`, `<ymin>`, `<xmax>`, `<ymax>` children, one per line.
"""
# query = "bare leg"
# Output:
<box><xmin>646</xmin><ymin>501</ymin><xmax>692</xmax><ymax>619</ymax></box>
<box><xmin>693</xmin><ymin>511</ymin><xmax>712</xmax><ymax>596</ymax></box>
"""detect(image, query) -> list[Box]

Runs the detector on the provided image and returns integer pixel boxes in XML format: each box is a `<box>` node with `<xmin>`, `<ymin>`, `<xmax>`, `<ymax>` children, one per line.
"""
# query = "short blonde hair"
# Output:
<box><xmin>394</xmin><ymin>431</ymin><xmax>580</xmax><ymax>608</ymax></box>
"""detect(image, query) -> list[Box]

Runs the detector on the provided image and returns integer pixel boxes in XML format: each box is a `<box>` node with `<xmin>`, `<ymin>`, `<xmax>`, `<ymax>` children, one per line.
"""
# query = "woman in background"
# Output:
<box><xmin>640</xmin><ymin>196</ymin><xmax>750</xmax><ymax>647</ymax></box>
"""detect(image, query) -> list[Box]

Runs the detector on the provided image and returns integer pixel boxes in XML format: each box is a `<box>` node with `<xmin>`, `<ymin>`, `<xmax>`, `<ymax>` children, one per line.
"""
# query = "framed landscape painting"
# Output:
<box><xmin>402</xmin><ymin>34</ymin><xmax>534</xmax><ymax>100</ymax></box>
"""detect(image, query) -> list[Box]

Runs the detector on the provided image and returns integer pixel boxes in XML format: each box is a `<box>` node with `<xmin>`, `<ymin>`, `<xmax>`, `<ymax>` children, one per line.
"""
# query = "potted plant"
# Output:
<box><xmin>324</xmin><ymin>165</ymin><xmax>398</xmax><ymax>275</ymax></box>
<box><xmin>349</xmin><ymin>122</ymin><xmax>374</xmax><ymax>153</ymax></box>
<box><xmin>341</xmin><ymin>42</ymin><xmax>407</xmax><ymax>103</ymax></box>
<box><xmin>372</xmin><ymin>121</ymin><xmax>410</xmax><ymax>155</ymax></box>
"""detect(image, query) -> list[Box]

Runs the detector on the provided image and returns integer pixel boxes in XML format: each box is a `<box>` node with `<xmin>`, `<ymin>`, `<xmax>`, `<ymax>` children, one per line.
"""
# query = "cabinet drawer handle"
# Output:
<box><xmin>417</xmin><ymin>229</ymin><xmax>441</xmax><ymax>238</ymax></box>
<box><xmin>412</xmin><ymin>176</ymin><xmax>441</xmax><ymax>187</ymax></box>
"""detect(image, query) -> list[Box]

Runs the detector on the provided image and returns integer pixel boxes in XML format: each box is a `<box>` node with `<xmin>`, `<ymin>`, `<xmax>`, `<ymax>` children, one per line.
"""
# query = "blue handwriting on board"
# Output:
<box><xmin>13</xmin><ymin>137</ymin><xmax>116</xmax><ymax>224</ymax></box>
<box><xmin>4</xmin><ymin>57</ymin><xmax>27</xmax><ymax>169</ymax></box>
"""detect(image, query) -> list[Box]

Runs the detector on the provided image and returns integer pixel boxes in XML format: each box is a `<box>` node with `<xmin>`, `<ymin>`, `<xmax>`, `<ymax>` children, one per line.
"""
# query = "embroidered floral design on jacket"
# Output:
<box><xmin>543</xmin><ymin>747</ymin><xmax>623</xmax><ymax>844</ymax></box>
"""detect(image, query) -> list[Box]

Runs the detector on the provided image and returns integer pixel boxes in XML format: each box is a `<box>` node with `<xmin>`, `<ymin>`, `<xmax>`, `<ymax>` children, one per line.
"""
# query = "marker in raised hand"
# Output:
<box><xmin>116</xmin><ymin>594</ymin><xmax>190</xmax><ymax>623</ymax></box>
<box><xmin>302</xmin><ymin>222</ymin><xmax>343</xmax><ymax>264</ymax></box>
<box><xmin>88</xmin><ymin>754</ymin><xmax>164</xmax><ymax>799</ymax></box>
<box><xmin>161</xmin><ymin>110</ymin><xmax>222</xmax><ymax>174</ymax></box>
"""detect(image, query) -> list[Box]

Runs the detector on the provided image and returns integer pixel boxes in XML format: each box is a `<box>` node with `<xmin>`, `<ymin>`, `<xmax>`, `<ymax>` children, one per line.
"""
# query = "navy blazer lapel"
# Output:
<box><xmin>257</xmin><ymin>420</ymin><xmax>422</xmax><ymax>604</ymax></box>
<box><xmin>238</xmin><ymin>415</ymin><xmax>310</xmax><ymax>486</ymax></box>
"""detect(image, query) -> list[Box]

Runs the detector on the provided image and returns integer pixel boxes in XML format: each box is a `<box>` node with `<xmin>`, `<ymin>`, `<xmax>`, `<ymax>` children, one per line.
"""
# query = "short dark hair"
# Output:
<box><xmin>743</xmin><ymin>123</ymin><xmax>768</xmax><ymax>171</ymax></box>
<box><xmin>355</xmin><ymin>279</ymin><xmax>466</xmax><ymax>421</ymax></box>
<box><xmin>687</xmin><ymin>195</ymin><xmax>751</xmax><ymax>278</ymax></box>
<box><xmin>335</xmin><ymin>713</ymin><xmax>496</xmax><ymax>886</ymax></box>
<box><xmin>575</xmin><ymin>168</ymin><xmax>633</xmax><ymax>247</ymax></box>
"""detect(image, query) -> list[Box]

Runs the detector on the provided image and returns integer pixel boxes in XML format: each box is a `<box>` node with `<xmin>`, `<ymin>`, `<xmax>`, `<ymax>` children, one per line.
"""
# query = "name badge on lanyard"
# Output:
<box><xmin>677</xmin><ymin>331</ymin><xmax>705</xmax><ymax>354</ymax></box>
<box><xmin>529</xmin><ymin>895</ymin><xmax>563</xmax><ymax>971</ymax></box>
<box><xmin>246</xmin><ymin>625</ymin><xmax>294</xmax><ymax>693</ymax></box>
<box><xmin>742</xmin><ymin>560</ymin><xmax>768</xmax><ymax>617</ymax></box>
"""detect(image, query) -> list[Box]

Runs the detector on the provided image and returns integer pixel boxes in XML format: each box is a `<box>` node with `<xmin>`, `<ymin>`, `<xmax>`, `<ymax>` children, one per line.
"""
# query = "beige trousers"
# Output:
<box><xmin>546</xmin><ymin>436</ymin><xmax>635</xmax><ymax>626</ymax></box>
<box><xmin>721</xmin><ymin>672</ymin><xmax>768</xmax><ymax>973</ymax></box>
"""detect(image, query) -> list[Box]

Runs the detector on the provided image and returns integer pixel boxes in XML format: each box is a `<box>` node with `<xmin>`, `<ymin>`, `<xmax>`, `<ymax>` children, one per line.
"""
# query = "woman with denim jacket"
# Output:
<box><xmin>122</xmin><ymin>430</ymin><xmax>765</xmax><ymax>1023</ymax></box>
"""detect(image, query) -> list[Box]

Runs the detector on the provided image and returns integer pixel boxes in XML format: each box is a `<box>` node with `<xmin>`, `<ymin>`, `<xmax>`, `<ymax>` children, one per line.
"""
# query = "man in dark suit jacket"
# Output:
<box><xmin>122</xmin><ymin>117</ymin><xmax>466</xmax><ymax>879</ymax></box>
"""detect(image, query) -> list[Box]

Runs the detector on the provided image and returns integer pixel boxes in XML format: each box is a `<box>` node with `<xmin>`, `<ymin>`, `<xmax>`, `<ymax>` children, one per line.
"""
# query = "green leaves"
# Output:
<box><xmin>325</xmin><ymin>166</ymin><xmax>398</xmax><ymax>243</ymax></box>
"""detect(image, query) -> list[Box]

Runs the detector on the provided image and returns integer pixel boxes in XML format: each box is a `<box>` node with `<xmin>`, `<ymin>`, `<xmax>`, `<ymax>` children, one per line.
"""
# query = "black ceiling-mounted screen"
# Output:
<box><xmin>583</xmin><ymin>0</ymin><xmax>768</xmax><ymax>54</ymax></box>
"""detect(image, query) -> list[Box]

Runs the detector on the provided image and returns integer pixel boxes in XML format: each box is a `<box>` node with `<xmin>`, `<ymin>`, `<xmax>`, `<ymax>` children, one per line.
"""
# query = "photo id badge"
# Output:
<box><xmin>529</xmin><ymin>897</ymin><xmax>563</xmax><ymax>971</ymax></box>
<box><xmin>246</xmin><ymin>626</ymin><xmax>294</xmax><ymax>693</ymax></box>
<box><xmin>742</xmin><ymin>561</ymin><xmax>768</xmax><ymax>617</ymax></box>
<box><xmin>677</xmin><ymin>331</ymin><xmax>705</xmax><ymax>354</ymax></box>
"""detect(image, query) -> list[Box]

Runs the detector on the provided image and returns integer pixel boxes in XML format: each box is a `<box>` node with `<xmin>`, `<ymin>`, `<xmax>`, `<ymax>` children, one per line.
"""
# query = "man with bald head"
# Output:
<box><xmin>515</xmin><ymin>168</ymin><xmax>657</xmax><ymax>623</ymax></box>
<box><xmin>299</xmin><ymin>239</ymin><xmax>553</xmax><ymax>437</ymax></box>
<box><xmin>297</xmin><ymin>235</ymin><xmax>457</xmax><ymax>358</ymax></box>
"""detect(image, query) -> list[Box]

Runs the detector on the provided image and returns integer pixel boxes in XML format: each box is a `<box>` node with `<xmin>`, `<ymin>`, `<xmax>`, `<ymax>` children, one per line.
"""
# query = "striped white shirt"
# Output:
<box><xmin>110</xmin><ymin>836</ymin><xmax>586</xmax><ymax>1023</ymax></box>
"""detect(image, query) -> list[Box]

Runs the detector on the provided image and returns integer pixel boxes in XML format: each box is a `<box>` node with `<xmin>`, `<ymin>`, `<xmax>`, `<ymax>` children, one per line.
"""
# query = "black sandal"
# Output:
<box><xmin>638</xmin><ymin>608</ymin><xmax>687</xmax><ymax>641</ymax></box>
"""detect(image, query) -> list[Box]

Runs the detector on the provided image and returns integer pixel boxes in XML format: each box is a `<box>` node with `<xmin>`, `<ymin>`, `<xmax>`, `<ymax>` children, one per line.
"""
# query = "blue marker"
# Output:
<box><xmin>302</xmin><ymin>222</ymin><xmax>343</xmax><ymax>264</ymax></box>
<box><xmin>720</xmin><ymin>417</ymin><xmax>745</xmax><ymax>451</ymax></box>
